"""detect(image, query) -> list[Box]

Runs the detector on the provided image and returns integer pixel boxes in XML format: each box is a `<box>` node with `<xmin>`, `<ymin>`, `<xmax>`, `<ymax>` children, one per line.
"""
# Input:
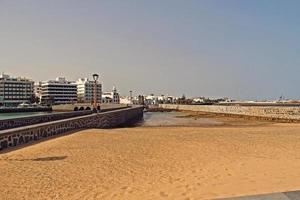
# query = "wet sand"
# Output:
<box><xmin>2</xmin><ymin>123</ymin><xmax>300</xmax><ymax>199</ymax></box>
<box><xmin>141</xmin><ymin>111</ymin><xmax>274</xmax><ymax>127</ymax></box>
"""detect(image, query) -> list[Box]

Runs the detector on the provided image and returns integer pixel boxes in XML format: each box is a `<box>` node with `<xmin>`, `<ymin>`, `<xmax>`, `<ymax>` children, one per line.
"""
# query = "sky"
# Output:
<box><xmin>1</xmin><ymin>0</ymin><xmax>300</xmax><ymax>100</ymax></box>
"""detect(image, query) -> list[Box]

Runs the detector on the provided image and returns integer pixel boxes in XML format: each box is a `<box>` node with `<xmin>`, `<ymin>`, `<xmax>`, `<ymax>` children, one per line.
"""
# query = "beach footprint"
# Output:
<box><xmin>160</xmin><ymin>191</ymin><xmax>169</xmax><ymax>197</ymax></box>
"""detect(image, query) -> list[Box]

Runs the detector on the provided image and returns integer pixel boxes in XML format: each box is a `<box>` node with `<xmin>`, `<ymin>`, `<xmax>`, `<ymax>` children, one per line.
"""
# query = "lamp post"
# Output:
<box><xmin>92</xmin><ymin>73</ymin><xmax>99</xmax><ymax>112</ymax></box>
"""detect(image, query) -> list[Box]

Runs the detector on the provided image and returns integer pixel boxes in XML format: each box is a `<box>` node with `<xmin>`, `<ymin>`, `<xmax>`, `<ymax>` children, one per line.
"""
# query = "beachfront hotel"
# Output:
<box><xmin>41</xmin><ymin>77</ymin><xmax>77</xmax><ymax>105</ymax></box>
<box><xmin>76</xmin><ymin>78</ymin><xmax>102</xmax><ymax>103</ymax></box>
<box><xmin>0</xmin><ymin>73</ymin><xmax>34</xmax><ymax>107</ymax></box>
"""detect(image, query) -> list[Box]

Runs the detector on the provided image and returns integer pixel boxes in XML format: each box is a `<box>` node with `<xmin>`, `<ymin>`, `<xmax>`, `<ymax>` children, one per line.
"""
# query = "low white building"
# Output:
<box><xmin>144</xmin><ymin>95</ymin><xmax>159</xmax><ymax>105</ymax></box>
<box><xmin>76</xmin><ymin>78</ymin><xmax>102</xmax><ymax>103</ymax></box>
<box><xmin>120</xmin><ymin>96</ymin><xmax>132</xmax><ymax>104</ymax></box>
<box><xmin>192</xmin><ymin>97</ymin><xmax>205</xmax><ymax>104</ymax></box>
<box><xmin>102</xmin><ymin>86</ymin><xmax>120</xmax><ymax>104</ymax></box>
<box><xmin>41</xmin><ymin>77</ymin><xmax>77</xmax><ymax>105</ymax></box>
<box><xmin>144</xmin><ymin>94</ymin><xmax>178</xmax><ymax>105</ymax></box>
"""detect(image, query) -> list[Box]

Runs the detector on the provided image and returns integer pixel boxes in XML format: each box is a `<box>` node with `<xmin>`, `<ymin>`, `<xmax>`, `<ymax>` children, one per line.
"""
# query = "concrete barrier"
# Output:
<box><xmin>0</xmin><ymin>106</ymin><xmax>144</xmax><ymax>151</ymax></box>
<box><xmin>159</xmin><ymin>104</ymin><xmax>300</xmax><ymax>121</ymax></box>
<box><xmin>0</xmin><ymin>107</ymin><xmax>52</xmax><ymax>113</ymax></box>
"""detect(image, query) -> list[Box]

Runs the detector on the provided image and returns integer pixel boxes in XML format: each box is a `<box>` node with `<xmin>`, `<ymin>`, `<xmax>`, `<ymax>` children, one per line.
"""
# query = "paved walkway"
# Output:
<box><xmin>220</xmin><ymin>191</ymin><xmax>300</xmax><ymax>200</ymax></box>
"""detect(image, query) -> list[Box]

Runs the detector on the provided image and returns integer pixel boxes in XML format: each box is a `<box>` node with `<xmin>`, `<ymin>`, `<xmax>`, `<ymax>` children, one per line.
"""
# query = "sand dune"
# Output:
<box><xmin>2</xmin><ymin>125</ymin><xmax>300</xmax><ymax>199</ymax></box>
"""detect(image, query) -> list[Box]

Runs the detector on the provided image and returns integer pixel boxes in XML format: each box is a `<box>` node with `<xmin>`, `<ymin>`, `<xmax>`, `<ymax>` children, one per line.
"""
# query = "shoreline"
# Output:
<box><xmin>159</xmin><ymin>104</ymin><xmax>300</xmax><ymax>123</ymax></box>
<box><xmin>141</xmin><ymin>111</ymin><xmax>278</xmax><ymax>128</ymax></box>
<box><xmin>175</xmin><ymin>109</ymin><xmax>300</xmax><ymax>123</ymax></box>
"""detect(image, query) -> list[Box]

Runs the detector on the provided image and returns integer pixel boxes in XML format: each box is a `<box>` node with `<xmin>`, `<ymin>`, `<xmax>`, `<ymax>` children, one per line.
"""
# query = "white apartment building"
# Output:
<box><xmin>0</xmin><ymin>73</ymin><xmax>34</xmax><ymax>107</ymax></box>
<box><xmin>41</xmin><ymin>77</ymin><xmax>77</xmax><ymax>105</ymax></box>
<box><xmin>76</xmin><ymin>78</ymin><xmax>102</xmax><ymax>103</ymax></box>
<box><xmin>102</xmin><ymin>86</ymin><xmax>120</xmax><ymax>104</ymax></box>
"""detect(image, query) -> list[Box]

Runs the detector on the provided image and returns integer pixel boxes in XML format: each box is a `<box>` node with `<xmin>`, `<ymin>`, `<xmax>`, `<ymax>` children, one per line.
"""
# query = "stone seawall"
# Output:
<box><xmin>159</xmin><ymin>104</ymin><xmax>300</xmax><ymax>121</ymax></box>
<box><xmin>0</xmin><ymin>106</ymin><xmax>144</xmax><ymax>151</ymax></box>
<box><xmin>0</xmin><ymin>111</ymin><xmax>93</xmax><ymax>131</ymax></box>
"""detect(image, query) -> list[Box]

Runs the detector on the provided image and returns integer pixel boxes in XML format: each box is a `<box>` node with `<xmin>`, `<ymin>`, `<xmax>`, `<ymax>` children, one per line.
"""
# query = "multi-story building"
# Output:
<box><xmin>41</xmin><ymin>77</ymin><xmax>77</xmax><ymax>105</ymax></box>
<box><xmin>76</xmin><ymin>78</ymin><xmax>102</xmax><ymax>103</ymax></box>
<box><xmin>102</xmin><ymin>86</ymin><xmax>120</xmax><ymax>104</ymax></box>
<box><xmin>0</xmin><ymin>73</ymin><xmax>34</xmax><ymax>107</ymax></box>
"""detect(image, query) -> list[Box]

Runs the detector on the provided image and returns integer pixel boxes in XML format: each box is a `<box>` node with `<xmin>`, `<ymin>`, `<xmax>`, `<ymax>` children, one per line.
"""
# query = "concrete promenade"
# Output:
<box><xmin>0</xmin><ymin>106</ymin><xmax>144</xmax><ymax>151</ymax></box>
<box><xmin>0</xmin><ymin>107</ymin><xmax>52</xmax><ymax>113</ymax></box>
<box><xmin>0</xmin><ymin>110</ymin><xmax>93</xmax><ymax>130</ymax></box>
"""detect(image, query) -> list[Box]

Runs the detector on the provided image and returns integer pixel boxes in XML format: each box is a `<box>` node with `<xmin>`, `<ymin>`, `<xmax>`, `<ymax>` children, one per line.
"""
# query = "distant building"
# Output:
<box><xmin>192</xmin><ymin>97</ymin><xmax>205</xmax><ymax>104</ymax></box>
<box><xmin>120</xmin><ymin>96</ymin><xmax>132</xmax><ymax>104</ymax></box>
<box><xmin>0</xmin><ymin>73</ymin><xmax>34</xmax><ymax>107</ymax></box>
<box><xmin>120</xmin><ymin>95</ymin><xmax>146</xmax><ymax>105</ymax></box>
<box><xmin>41</xmin><ymin>77</ymin><xmax>77</xmax><ymax>105</ymax></box>
<box><xmin>34</xmin><ymin>82</ymin><xmax>42</xmax><ymax>103</ymax></box>
<box><xmin>143</xmin><ymin>94</ymin><xmax>178</xmax><ymax>105</ymax></box>
<box><xmin>102</xmin><ymin>86</ymin><xmax>120</xmax><ymax>104</ymax></box>
<box><xmin>76</xmin><ymin>78</ymin><xmax>102</xmax><ymax>103</ymax></box>
<box><xmin>144</xmin><ymin>94</ymin><xmax>159</xmax><ymax>105</ymax></box>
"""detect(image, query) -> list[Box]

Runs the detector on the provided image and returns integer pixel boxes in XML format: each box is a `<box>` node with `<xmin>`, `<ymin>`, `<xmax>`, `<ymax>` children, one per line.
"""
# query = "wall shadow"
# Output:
<box><xmin>0</xmin><ymin>156</ymin><xmax>67</xmax><ymax>162</ymax></box>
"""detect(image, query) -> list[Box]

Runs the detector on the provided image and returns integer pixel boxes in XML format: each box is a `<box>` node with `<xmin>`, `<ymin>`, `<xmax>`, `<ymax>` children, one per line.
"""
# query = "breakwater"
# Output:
<box><xmin>0</xmin><ymin>106</ymin><xmax>143</xmax><ymax>151</ymax></box>
<box><xmin>159</xmin><ymin>104</ymin><xmax>300</xmax><ymax>121</ymax></box>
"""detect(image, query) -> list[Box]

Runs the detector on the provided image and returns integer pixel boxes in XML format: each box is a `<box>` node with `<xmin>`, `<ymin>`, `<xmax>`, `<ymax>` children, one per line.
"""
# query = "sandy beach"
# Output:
<box><xmin>2</xmin><ymin>122</ymin><xmax>300</xmax><ymax>199</ymax></box>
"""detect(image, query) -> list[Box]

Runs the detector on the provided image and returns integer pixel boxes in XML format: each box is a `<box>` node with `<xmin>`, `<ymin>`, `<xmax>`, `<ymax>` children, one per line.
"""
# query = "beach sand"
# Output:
<box><xmin>2</xmin><ymin>124</ymin><xmax>300</xmax><ymax>199</ymax></box>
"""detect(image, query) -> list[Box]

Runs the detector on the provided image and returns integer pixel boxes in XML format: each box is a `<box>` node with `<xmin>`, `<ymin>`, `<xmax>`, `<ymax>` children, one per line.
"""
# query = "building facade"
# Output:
<box><xmin>76</xmin><ymin>78</ymin><xmax>102</xmax><ymax>103</ymax></box>
<box><xmin>0</xmin><ymin>74</ymin><xmax>34</xmax><ymax>107</ymax></box>
<box><xmin>102</xmin><ymin>86</ymin><xmax>120</xmax><ymax>104</ymax></box>
<box><xmin>120</xmin><ymin>96</ymin><xmax>132</xmax><ymax>104</ymax></box>
<box><xmin>41</xmin><ymin>77</ymin><xmax>77</xmax><ymax>105</ymax></box>
<box><xmin>34</xmin><ymin>82</ymin><xmax>42</xmax><ymax>103</ymax></box>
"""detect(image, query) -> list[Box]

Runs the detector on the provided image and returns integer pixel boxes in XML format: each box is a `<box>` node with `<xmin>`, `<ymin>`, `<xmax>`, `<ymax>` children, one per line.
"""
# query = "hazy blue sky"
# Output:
<box><xmin>1</xmin><ymin>0</ymin><xmax>300</xmax><ymax>99</ymax></box>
